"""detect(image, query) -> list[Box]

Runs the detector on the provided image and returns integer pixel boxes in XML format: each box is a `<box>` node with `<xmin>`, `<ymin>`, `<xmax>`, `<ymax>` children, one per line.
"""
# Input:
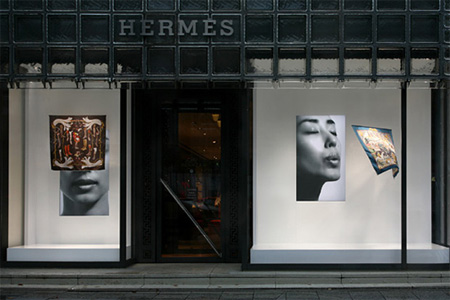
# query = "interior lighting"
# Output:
<box><xmin>212</xmin><ymin>114</ymin><xmax>220</xmax><ymax>122</ymax></box>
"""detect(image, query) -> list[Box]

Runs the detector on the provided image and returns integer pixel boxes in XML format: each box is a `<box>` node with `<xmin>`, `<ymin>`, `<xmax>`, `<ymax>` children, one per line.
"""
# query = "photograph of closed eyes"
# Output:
<box><xmin>296</xmin><ymin>115</ymin><xmax>346</xmax><ymax>201</ymax></box>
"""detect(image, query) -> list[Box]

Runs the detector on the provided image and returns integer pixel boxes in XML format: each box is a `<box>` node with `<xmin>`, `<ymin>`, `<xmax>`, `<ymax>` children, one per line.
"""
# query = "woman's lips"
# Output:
<box><xmin>325</xmin><ymin>154</ymin><xmax>340</xmax><ymax>167</ymax></box>
<box><xmin>72</xmin><ymin>178</ymin><xmax>98</xmax><ymax>191</ymax></box>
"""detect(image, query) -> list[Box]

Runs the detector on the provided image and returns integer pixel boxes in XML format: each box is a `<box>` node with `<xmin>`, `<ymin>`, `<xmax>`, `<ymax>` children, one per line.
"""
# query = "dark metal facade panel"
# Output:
<box><xmin>0</xmin><ymin>0</ymin><xmax>448</xmax><ymax>83</ymax></box>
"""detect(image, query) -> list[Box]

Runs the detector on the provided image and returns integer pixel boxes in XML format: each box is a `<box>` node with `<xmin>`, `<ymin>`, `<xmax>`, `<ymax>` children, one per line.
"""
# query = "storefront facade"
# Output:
<box><xmin>0</xmin><ymin>0</ymin><xmax>449</xmax><ymax>269</ymax></box>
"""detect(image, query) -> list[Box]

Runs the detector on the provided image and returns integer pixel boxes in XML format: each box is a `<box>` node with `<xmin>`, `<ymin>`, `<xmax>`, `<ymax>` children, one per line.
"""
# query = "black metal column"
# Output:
<box><xmin>0</xmin><ymin>83</ymin><xmax>9</xmax><ymax>267</ymax></box>
<box><xmin>401</xmin><ymin>83</ymin><xmax>407</xmax><ymax>268</ymax></box>
<box><xmin>431</xmin><ymin>88</ymin><xmax>448</xmax><ymax>246</ymax></box>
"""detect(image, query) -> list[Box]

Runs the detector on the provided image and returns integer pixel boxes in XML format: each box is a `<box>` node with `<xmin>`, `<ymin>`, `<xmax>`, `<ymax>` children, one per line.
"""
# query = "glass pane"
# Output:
<box><xmin>15</xmin><ymin>48</ymin><xmax>43</xmax><ymax>74</ymax></box>
<box><xmin>161</xmin><ymin>112</ymin><xmax>222</xmax><ymax>258</ymax></box>
<box><xmin>81</xmin><ymin>47</ymin><xmax>109</xmax><ymax>74</ymax></box>
<box><xmin>180</xmin><ymin>0</ymin><xmax>208</xmax><ymax>11</ymax></box>
<box><xmin>114</xmin><ymin>0</ymin><xmax>142</xmax><ymax>10</ymax></box>
<box><xmin>410</xmin><ymin>48</ymin><xmax>438</xmax><ymax>75</ymax></box>
<box><xmin>212</xmin><ymin>15</ymin><xmax>241</xmax><ymax>43</ymax></box>
<box><xmin>278</xmin><ymin>15</ymin><xmax>306</xmax><ymax>43</ymax></box>
<box><xmin>311</xmin><ymin>0</ymin><xmax>339</xmax><ymax>10</ymax></box>
<box><xmin>377</xmin><ymin>48</ymin><xmax>405</xmax><ymax>75</ymax></box>
<box><xmin>411</xmin><ymin>16</ymin><xmax>439</xmax><ymax>43</ymax></box>
<box><xmin>344</xmin><ymin>16</ymin><xmax>372</xmax><ymax>43</ymax></box>
<box><xmin>14</xmin><ymin>0</ymin><xmax>42</xmax><ymax>10</ymax></box>
<box><xmin>148</xmin><ymin>0</ymin><xmax>175</xmax><ymax>10</ymax></box>
<box><xmin>81</xmin><ymin>0</ymin><xmax>109</xmax><ymax>10</ymax></box>
<box><xmin>246</xmin><ymin>16</ymin><xmax>273</xmax><ymax>43</ymax></box>
<box><xmin>212</xmin><ymin>0</ymin><xmax>240</xmax><ymax>10</ymax></box>
<box><xmin>245</xmin><ymin>48</ymin><xmax>273</xmax><ymax>75</ymax></box>
<box><xmin>377</xmin><ymin>16</ymin><xmax>405</xmax><ymax>42</ymax></box>
<box><xmin>411</xmin><ymin>0</ymin><xmax>439</xmax><ymax>10</ymax></box>
<box><xmin>180</xmin><ymin>48</ymin><xmax>208</xmax><ymax>74</ymax></box>
<box><xmin>446</xmin><ymin>0</ymin><xmax>450</xmax><ymax>10</ymax></box>
<box><xmin>247</xmin><ymin>0</ymin><xmax>273</xmax><ymax>10</ymax></box>
<box><xmin>144</xmin><ymin>15</ymin><xmax>176</xmax><ymax>45</ymax></box>
<box><xmin>14</xmin><ymin>15</ymin><xmax>43</xmax><ymax>43</ymax></box>
<box><xmin>7</xmin><ymin>89</ymin><xmax>121</xmax><ymax>262</ymax></box>
<box><xmin>179</xmin><ymin>15</ymin><xmax>208</xmax><ymax>43</ymax></box>
<box><xmin>344</xmin><ymin>0</ymin><xmax>372</xmax><ymax>10</ymax></box>
<box><xmin>48</xmin><ymin>0</ymin><xmax>76</xmax><ymax>10</ymax></box>
<box><xmin>148</xmin><ymin>48</ymin><xmax>175</xmax><ymax>74</ymax></box>
<box><xmin>311</xmin><ymin>48</ymin><xmax>339</xmax><ymax>75</ymax></box>
<box><xmin>0</xmin><ymin>14</ymin><xmax>8</xmax><ymax>43</ymax></box>
<box><xmin>48</xmin><ymin>48</ymin><xmax>76</xmax><ymax>74</ymax></box>
<box><xmin>114</xmin><ymin>48</ymin><xmax>142</xmax><ymax>74</ymax></box>
<box><xmin>0</xmin><ymin>47</ymin><xmax>9</xmax><ymax>74</ymax></box>
<box><xmin>278</xmin><ymin>0</ymin><xmax>306</xmax><ymax>10</ymax></box>
<box><xmin>114</xmin><ymin>15</ymin><xmax>141</xmax><ymax>43</ymax></box>
<box><xmin>0</xmin><ymin>0</ymin><xmax>9</xmax><ymax>10</ymax></box>
<box><xmin>344</xmin><ymin>48</ymin><xmax>371</xmax><ymax>75</ymax></box>
<box><xmin>377</xmin><ymin>0</ymin><xmax>405</xmax><ymax>10</ymax></box>
<box><xmin>48</xmin><ymin>15</ymin><xmax>77</xmax><ymax>43</ymax></box>
<box><xmin>81</xmin><ymin>15</ymin><xmax>110</xmax><ymax>42</ymax></box>
<box><xmin>311</xmin><ymin>15</ymin><xmax>339</xmax><ymax>43</ymax></box>
<box><xmin>213</xmin><ymin>47</ymin><xmax>240</xmax><ymax>74</ymax></box>
<box><xmin>278</xmin><ymin>48</ymin><xmax>306</xmax><ymax>75</ymax></box>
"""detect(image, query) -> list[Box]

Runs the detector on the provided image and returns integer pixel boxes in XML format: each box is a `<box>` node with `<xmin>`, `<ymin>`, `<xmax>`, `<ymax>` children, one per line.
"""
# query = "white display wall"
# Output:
<box><xmin>251</xmin><ymin>88</ymin><xmax>448</xmax><ymax>264</ymax></box>
<box><xmin>8</xmin><ymin>89</ymin><xmax>121</xmax><ymax>262</ymax></box>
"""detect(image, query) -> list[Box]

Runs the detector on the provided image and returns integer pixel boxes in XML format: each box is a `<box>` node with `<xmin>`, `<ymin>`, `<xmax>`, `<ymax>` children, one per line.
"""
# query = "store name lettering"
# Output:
<box><xmin>118</xmin><ymin>19</ymin><xmax>234</xmax><ymax>37</ymax></box>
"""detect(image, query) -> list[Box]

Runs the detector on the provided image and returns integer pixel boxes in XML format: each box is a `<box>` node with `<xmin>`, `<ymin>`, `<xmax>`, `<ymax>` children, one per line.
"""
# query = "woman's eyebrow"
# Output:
<box><xmin>326</xmin><ymin>119</ymin><xmax>336</xmax><ymax>125</ymax></box>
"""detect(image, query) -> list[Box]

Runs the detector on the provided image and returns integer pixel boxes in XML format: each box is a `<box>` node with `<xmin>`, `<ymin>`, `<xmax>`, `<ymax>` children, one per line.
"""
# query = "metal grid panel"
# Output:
<box><xmin>0</xmin><ymin>0</ymin><xmax>448</xmax><ymax>85</ymax></box>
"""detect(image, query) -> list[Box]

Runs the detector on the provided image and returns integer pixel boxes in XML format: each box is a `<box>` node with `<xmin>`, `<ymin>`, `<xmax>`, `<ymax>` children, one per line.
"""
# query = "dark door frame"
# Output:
<box><xmin>132</xmin><ymin>88</ymin><xmax>251</xmax><ymax>264</ymax></box>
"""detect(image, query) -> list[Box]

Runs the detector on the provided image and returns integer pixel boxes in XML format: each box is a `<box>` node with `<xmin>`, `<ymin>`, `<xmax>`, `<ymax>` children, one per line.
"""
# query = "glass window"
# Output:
<box><xmin>7</xmin><ymin>89</ymin><xmax>123</xmax><ymax>262</ymax></box>
<box><xmin>278</xmin><ymin>48</ymin><xmax>306</xmax><ymax>75</ymax></box>
<box><xmin>311</xmin><ymin>48</ymin><xmax>339</xmax><ymax>75</ymax></box>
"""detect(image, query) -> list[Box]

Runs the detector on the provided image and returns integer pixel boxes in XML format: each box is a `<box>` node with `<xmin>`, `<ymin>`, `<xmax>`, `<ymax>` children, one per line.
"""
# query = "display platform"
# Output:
<box><xmin>7</xmin><ymin>244</ymin><xmax>120</xmax><ymax>262</ymax></box>
<box><xmin>250</xmin><ymin>243</ymin><xmax>449</xmax><ymax>264</ymax></box>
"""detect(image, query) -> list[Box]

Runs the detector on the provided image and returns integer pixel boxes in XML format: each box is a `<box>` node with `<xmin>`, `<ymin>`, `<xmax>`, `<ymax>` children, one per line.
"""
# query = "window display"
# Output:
<box><xmin>7</xmin><ymin>89</ymin><xmax>121</xmax><ymax>262</ymax></box>
<box><xmin>296</xmin><ymin>115</ymin><xmax>345</xmax><ymax>201</ymax></box>
<box><xmin>252</xmin><ymin>88</ymin><xmax>448</xmax><ymax>265</ymax></box>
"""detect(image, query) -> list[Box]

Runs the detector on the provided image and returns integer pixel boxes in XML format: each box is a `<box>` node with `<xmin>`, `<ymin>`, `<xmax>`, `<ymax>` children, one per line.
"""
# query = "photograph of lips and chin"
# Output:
<box><xmin>59</xmin><ymin>155</ymin><xmax>109</xmax><ymax>216</ymax></box>
<box><xmin>296</xmin><ymin>115</ymin><xmax>346</xmax><ymax>201</ymax></box>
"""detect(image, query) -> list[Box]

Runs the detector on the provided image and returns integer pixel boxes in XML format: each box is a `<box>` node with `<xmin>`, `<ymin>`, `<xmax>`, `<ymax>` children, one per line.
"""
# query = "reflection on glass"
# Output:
<box><xmin>246</xmin><ymin>48</ymin><xmax>273</xmax><ymax>75</ymax></box>
<box><xmin>344</xmin><ymin>48</ymin><xmax>371</xmax><ymax>75</ymax></box>
<box><xmin>311</xmin><ymin>48</ymin><xmax>339</xmax><ymax>75</ymax></box>
<box><xmin>162</xmin><ymin>112</ymin><xmax>222</xmax><ymax>258</ymax></box>
<box><xmin>278</xmin><ymin>48</ymin><xmax>306</xmax><ymax>75</ymax></box>
<box><xmin>377</xmin><ymin>48</ymin><xmax>404</xmax><ymax>75</ymax></box>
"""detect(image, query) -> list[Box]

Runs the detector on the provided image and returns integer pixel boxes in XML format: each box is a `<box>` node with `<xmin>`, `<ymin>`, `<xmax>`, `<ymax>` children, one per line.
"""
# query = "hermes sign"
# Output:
<box><xmin>118</xmin><ymin>18</ymin><xmax>235</xmax><ymax>37</ymax></box>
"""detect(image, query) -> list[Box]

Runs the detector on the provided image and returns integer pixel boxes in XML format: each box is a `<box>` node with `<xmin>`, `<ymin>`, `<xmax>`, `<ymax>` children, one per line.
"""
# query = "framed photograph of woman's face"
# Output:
<box><xmin>296</xmin><ymin>115</ymin><xmax>346</xmax><ymax>201</ymax></box>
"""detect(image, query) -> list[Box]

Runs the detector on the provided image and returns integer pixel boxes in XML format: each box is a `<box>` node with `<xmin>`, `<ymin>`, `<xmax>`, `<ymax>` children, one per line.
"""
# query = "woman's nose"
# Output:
<box><xmin>324</xmin><ymin>132</ymin><xmax>338</xmax><ymax>148</ymax></box>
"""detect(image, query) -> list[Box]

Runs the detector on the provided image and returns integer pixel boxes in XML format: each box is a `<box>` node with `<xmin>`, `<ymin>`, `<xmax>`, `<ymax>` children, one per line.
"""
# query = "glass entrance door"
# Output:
<box><xmin>160</xmin><ymin>110</ymin><xmax>222</xmax><ymax>259</ymax></box>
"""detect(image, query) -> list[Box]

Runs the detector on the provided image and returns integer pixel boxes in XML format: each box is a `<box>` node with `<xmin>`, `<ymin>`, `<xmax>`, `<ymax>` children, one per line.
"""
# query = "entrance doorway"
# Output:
<box><xmin>160</xmin><ymin>111</ymin><xmax>222</xmax><ymax>258</ymax></box>
<box><xmin>133</xmin><ymin>89</ymin><xmax>250</xmax><ymax>263</ymax></box>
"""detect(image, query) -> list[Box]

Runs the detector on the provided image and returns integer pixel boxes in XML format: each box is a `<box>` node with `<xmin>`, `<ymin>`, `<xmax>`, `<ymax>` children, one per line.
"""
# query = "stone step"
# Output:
<box><xmin>1</xmin><ymin>263</ymin><xmax>449</xmax><ymax>290</ymax></box>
